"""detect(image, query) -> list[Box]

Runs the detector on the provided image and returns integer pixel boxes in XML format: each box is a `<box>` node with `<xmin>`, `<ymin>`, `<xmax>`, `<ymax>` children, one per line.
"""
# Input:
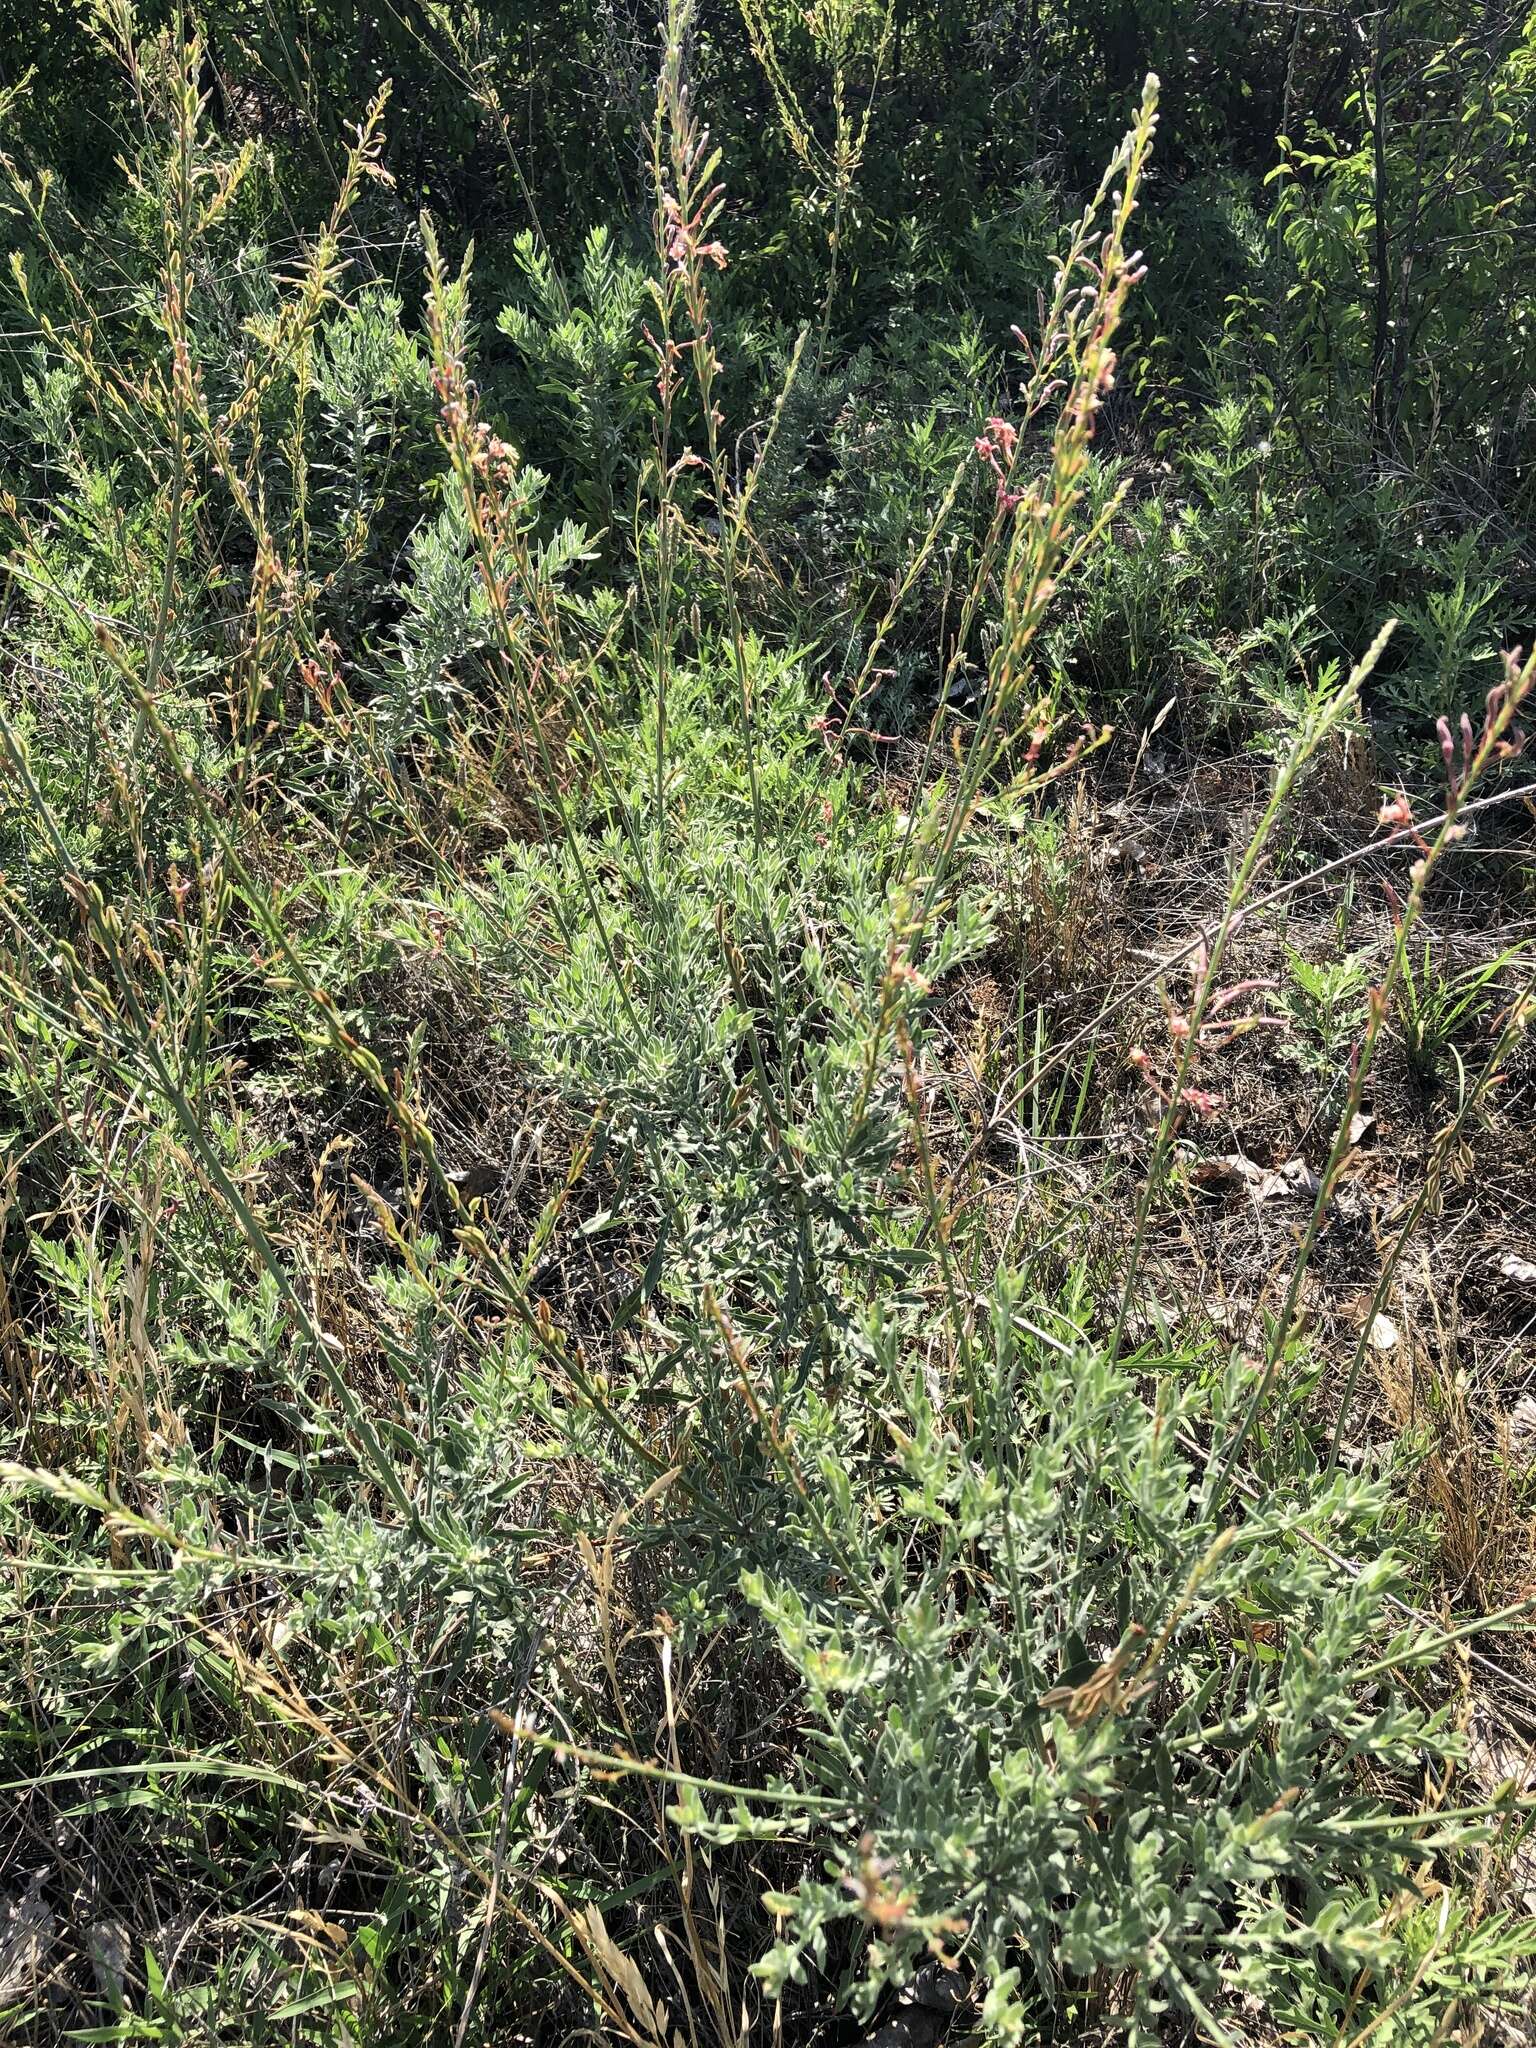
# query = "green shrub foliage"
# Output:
<box><xmin>2</xmin><ymin>2</ymin><xmax>1534</xmax><ymax>2043</ymax></box>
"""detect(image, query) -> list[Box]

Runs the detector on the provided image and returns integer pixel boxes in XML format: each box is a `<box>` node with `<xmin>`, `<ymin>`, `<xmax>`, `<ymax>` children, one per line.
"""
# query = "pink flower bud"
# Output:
<box><xmin>1377</xmin><ymin>792</ymin><xmax>1413</xmax><ymax>829</ymax></box>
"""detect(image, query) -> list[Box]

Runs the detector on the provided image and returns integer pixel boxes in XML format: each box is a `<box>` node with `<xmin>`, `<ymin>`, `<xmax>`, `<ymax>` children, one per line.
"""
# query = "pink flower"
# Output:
<box><xmin>886</xmin><ymin>956</ymin><xmax>930</xmax><ymax>994</ymax></box>
<box><xmin>661</xmin><ymin>189</ymin><xmax>728</xmax><ymax>276</ymax></box>
<box><xmin>1179</xmin><ymin>1086</ymin><xmax>1222</xmax><ymax>1118</ymax></box>
<box><xmin>984</xmin><ymin>417</ymin><xmax>1018</xmax><ymax>462</ymax></box>
<box><xmin>974</xmin><ymin>420</ymin><xmax>1023</xmax><ymax>509</ymax></box>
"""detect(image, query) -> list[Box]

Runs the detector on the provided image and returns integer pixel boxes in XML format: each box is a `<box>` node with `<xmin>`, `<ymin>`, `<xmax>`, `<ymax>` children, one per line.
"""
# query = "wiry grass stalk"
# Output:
<box><xmin>898</xmin><ymin>78</ymin><xmax>1161</xmax><ymax>919</ymax></box>
<box><xmin>734</xmin><ymin>0</ymin><xmax>895</xmax><ymax>338</ymax></box>
<box><xmin>1107</xmin><ymin>624</ymin><xmax>1394</xmax><ymax>1364</ymax></box>
<box><xmin>1207</xmin><ymin>643</ymin><xmax>1536</xmax><ymax>1510</ymax></box>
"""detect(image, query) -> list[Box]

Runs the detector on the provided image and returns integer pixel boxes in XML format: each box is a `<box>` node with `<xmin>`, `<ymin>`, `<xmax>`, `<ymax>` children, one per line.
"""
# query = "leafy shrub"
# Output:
<box><xmin>3</xmin><ymin>6</ymin><xmax>1535</xmax><ymax>2045</ymax></box>
<box><xmin>739</xmin><ymin>1317</ymin><xmax>1518</xmax><ymax>2040</ymax></box>
<box><xmin>495</xmin><ymin>225</ymin><xmax>649</xmax><ymax>536</ymax></box>
<box><xmin>1281</xmin><ymin>942</ymin><xmax>1374</xmax><ymax>1085</ymax></box>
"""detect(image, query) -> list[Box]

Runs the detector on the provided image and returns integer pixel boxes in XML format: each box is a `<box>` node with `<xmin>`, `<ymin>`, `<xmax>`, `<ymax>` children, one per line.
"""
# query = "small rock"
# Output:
<box><xmin>0</xmin><ymin>1873</ymin><xmax>56</xmax><ymax>2008</ymax></box>
<box><xmin>1191</xmin><ymin>1153</ymin><xmax>1320</xmax><ymax>1204</ymax></box>
<box><xmin>87</xmin><ymin>1919</ymin><xmax>130</xmax><ymax>2005</ymax></box>
<box><xmin>863</xmin><ymin>2017</ymin><xmax>941</xmax><ymax>2048</ymax></box>
<box><xmin>909</xmin><ymin>1961</ymin><xmax>967</xmax><ymax>2013</ymax></box>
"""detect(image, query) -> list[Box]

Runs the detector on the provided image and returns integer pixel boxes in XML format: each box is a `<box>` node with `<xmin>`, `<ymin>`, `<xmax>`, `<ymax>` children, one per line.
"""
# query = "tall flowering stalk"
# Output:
<box><xmin>896</xmin><ymin>79</ymin><xmax>1159</xmax><ymax>905</ymax></box>
<box><xmin>734</xmin><ymin>0</ymin><xmax>895</xmax><ymax>336</ymax></box>
<box><xmin>420</xmin><ymin>221</ymin><xmax>647</xmax><ymax>1040</ymax></box>
<box><xmin>645</xmin><ymin>0</ymin><xmax>765</xmax><ymax>858</ymax></box>
<box><xmin>806</xmin><ymin>79</ymin><xmax>1169</xmax><ymax>1248</ymax></box>
<box><xmin>834</xmin><ymin>78</ymin><xmax>1161</xmax><ymax>1175</ymax></box>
